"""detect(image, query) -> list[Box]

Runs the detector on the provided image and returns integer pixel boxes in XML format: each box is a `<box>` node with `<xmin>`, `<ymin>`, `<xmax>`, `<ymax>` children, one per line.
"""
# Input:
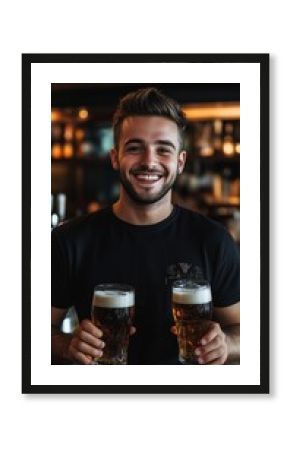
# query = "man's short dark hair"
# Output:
<box><xmin>112</xmin><ymin>87</ymin><xmax>187</xmax><ymax>149</ymax></box>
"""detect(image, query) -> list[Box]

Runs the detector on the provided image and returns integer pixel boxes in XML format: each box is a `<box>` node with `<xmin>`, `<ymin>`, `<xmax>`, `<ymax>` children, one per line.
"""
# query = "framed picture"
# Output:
<box><xmin>22</xmin><ymin>53</ymin><xmax>269</xmax><ymax>394</ymax></box>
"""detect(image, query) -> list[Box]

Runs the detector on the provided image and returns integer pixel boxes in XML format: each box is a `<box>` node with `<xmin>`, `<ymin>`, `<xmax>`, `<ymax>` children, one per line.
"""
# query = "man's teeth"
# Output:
<box><xmin>135</xmin><ymin>174</ymin><xmax>161</xmax><ymax>181</ymax></box>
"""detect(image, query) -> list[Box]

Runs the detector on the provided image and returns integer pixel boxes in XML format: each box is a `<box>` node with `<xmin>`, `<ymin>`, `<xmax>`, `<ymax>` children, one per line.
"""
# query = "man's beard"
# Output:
<box><xmin>118</xmin><ymin>170</ymin><xmax>177</xmax><ymax>205</ymax></box>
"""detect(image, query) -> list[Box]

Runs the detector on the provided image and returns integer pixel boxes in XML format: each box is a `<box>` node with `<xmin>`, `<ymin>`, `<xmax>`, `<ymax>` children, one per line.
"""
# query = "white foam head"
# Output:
<box><xmin>93</xmin><ymin>289</ymin><xmax>134</xmax><ymax>308</ymax></box>
<box><xmin>173</xmin><ymin>285</ymin><xmax>212</xmax><ymax>305</ymax></box>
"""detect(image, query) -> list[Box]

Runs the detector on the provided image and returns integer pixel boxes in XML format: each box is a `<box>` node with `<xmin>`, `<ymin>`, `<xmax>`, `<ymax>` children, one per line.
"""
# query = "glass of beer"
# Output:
<box><xmin>172</xmin><ymin>279</ymin><xmax>213</xmax><ymax>364</ymax></box>
<box><xmin>91</xmin><ymin>284</ymin><xmax>134</xmax><ymax>365</ymax></box>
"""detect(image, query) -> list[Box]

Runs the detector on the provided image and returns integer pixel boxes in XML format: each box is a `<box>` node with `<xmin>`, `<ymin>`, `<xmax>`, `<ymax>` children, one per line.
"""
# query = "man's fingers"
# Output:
<box><xmin>72</xmin><ymin>337</ymin><xmax>103</xmax><ymax>359</ymax></box>
<box><xmin>195</xmin><ymin>335</ymin><xmax>223</xmax><ymax>355</ymax></box>
<box><xmin>77</xmin><ymin>329</ymin><xmax>105</xmax><ymax>349</ymax></box>
<box><xmin>199</xmin><ymin>322</ymin><xmax>220</xmax><ymax>346</ymax></box>
<box><xmin>79</xmin><ymin>319</ymin><xmax>103</xmax><ymax>338</ymax></box>
<box><xmin>196</xmin><ymin>346</ymin><xmax>226</xmax><ymax>365</ymax></box>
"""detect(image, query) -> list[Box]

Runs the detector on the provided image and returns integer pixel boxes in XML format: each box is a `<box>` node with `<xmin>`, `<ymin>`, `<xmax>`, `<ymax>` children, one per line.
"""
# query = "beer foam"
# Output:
<box><xmin>93</xmin><ymin>290</ymin><xmax>134</xmax><ymax>308</ymax></box>
<box><xmin>173</xmin><ymin>286</ymin><xmax>212</xmax><ymax>305</ymax></box>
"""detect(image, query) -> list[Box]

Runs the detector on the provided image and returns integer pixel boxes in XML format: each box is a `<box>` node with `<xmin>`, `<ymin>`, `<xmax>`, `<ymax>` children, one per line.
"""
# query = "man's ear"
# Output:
<box><xmin>177</xmin><ymin>150</ymin><xmax>187</xmax><ymax>174</ymax></box>
<box><xmin>110</xmin><ymin>148</ymin><xmax>119</xmax><ymax>170</ymax></box>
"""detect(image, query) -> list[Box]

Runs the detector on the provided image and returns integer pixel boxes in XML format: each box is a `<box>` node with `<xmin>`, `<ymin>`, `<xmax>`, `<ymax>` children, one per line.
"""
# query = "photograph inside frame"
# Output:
<box><xmin>51</xmin><ymin>82</ymin><xmax>240</xmax><ymax>368</ymax></box>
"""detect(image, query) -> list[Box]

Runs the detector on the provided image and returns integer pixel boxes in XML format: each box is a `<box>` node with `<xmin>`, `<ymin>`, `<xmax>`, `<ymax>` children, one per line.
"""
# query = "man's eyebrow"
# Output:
<box><xmin>124</xmin><ymin>138</ymin><xmax>176</xmax><ymax>150</ymax></box>
<box><xmin>155</xmin><ymin>139</ymin><xmax>176</xmax><ymax>150</ymax></box>
<box><xmin>124</xmin><ymin>139</ymin><xmax>144</xmax><ymax>146</ymax></box>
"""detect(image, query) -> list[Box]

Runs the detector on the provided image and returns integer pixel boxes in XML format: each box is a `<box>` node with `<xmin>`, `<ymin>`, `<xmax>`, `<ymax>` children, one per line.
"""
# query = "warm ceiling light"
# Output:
<box><xmin>79</xmin><ymin>108</ymin><xmax>88</xmax><ymax>119</ymax></box>
<box><xmin>182</xmin><ymin>102</ymin><xmax>240</xmax><ymax>121</ymax></box>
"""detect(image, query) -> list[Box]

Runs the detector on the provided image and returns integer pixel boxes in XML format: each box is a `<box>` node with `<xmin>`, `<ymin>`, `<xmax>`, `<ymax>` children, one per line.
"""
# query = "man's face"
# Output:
<box><xmin>110</xmin><ymin>116</ymin><xmax>186</xmax><ymax>205</ymax></box>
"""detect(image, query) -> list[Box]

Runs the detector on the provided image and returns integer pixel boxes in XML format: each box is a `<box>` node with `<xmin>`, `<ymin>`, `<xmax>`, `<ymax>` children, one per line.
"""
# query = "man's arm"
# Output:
<box><xmin>51</xmin><ymin>306</ymin><xmax>74</xmax><ymax>364</ymax></box>
<box><xmin>213</xmin><ymin>302</ymin><xmax>240</xmax><ymax>364</ymax></box>
<box><xmin>194</xmin><ymin>302</ymin><xmax>240</xmax><ymax>365</ymax></box>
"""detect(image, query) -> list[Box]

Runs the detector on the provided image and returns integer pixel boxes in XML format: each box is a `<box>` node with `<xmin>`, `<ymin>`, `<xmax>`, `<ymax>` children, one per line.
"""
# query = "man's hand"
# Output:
<box><xmin>193</xmin><ymin>322</ymin><xmax>228</xmax><ymax>365</ymax></box>
<box><xmin>67</xmin><ymin>319</ymin><xmax>136</xmax><ymax>365</ymax></box>
<box><xmin>67</xmin><ymin>319</ymin><xmax>106</xmax><ymax>364</ymax></box>
<box><xmin>171</xmin><ymin>319</ymin><xmax>240</xmax><ymax>365</ymax></box>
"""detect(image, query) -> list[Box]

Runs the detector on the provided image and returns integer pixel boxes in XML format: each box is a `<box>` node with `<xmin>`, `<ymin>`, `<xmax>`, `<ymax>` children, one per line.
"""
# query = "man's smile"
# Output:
<box><xmin>131</xmin><ymin>170</ymin><xmax>164</xmax><ymax>187</ymax></box>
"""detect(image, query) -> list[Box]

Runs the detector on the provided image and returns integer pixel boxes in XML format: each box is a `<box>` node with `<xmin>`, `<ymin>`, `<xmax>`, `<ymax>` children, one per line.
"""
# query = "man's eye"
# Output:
<box><xmin>126</xmin><ymin>146</ymin><xmax>141</xmax><ymax>153</ymax></box>
<box><xmin>158</xmin><ymin>147</ymin><xmax>171</xmax><ymax>154</ymax></box>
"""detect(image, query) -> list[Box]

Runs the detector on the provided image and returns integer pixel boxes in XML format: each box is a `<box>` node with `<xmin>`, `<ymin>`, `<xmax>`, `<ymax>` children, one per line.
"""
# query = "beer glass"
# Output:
<box><xmin>91</xmin><ymin>284</ymin><xmax>134</xmax><ymax>365</ymax></box>
<box><xmin>172</xmin><ymin>279</ymin><xmax>212</xmax><ymax>364</ymax></box>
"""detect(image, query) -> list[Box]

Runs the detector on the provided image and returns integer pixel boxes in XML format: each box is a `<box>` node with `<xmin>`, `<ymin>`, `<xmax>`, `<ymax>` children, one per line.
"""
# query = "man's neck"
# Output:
<box><xmin>112</xmin><ymin>193</ymin><xmax>173</xmax><ymax>225</ymax></box>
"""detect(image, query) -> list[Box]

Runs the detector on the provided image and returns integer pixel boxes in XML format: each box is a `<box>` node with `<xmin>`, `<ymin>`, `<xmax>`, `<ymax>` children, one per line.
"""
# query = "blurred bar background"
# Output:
<box><xmin>51</xmin><ymin>83</ymin><xmax>240</xmax><ymax>245</ymax></box>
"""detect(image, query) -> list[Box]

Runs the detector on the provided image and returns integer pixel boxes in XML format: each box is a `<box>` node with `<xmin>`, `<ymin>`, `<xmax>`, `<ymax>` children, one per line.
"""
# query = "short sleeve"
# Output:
<box><xmin>51</xmin><ymin>230</ymin><xmax>73</xmax><ymax>309</ymax></box>
<box><xmin>211</xmin><ymin>230</ymin><xmax>240</xmax><ymax>307</ymax></box>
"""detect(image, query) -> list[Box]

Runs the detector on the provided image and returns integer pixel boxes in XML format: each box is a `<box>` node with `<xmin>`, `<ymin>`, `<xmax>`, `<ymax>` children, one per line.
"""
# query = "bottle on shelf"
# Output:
<box><xmin>56</xmin><ymin>193</ymin><xmax>67</xmax><ymax>223</ymax></box>
<box><xmin>212</xmin><ymin>119</ymin><xmax>223</xmax><ymax>154</ymax></box>
<box><xmin>198</xmin><ymin>122</ymin><xmax>214</xmax><ymax>157</ymax></box>
<box><xmin>79</xmin><ymin>127</ymin><xmax>97</xmax><ymax>158</ymax></box>
<box><xmin>222</xmin><ymin>122</ymin><xmax>235</xmax><ymax>156</ymax></box>
<box><xmin>51</xmin><ymin>121</ymin><xmax>64</xmax><ymax>159</ymax></box>
<box><xmin>51</xmin><ymin>194</ymin><xmax>59</xmax><ymax>229</ymax></box>
<box><xmin>51</xmin><ymin>193</ymin><xmax>67</xmax><ymax>228</ymax></box>
<box><xmin>62</xmin><ymin>123</ymin><xmax>74</xmax><ymax>158</ymax></box>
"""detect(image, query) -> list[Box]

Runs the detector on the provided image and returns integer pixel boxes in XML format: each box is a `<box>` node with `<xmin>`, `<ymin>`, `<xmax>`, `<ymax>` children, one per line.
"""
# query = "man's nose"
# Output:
<box><xmin>140</xmin><ymin>147</ymin><xmax>157</xmax><ymax>167</ymax></box>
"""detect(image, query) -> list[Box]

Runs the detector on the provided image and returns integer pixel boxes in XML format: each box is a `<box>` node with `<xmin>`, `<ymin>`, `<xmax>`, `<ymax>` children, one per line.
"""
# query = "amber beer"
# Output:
<box><xmin>91</xmin><ymin>284</ymin><xmax>134</xmax><ymax>365</ymax></box>
<box><xmin>172</xmin><ymin>280</ymin><xmax>212</xmax><ymax>364</ymax></box>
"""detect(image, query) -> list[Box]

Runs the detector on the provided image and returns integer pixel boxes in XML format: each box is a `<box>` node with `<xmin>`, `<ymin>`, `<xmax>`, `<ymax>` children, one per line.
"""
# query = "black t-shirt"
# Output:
<box><xmin>51</xmin><ymin>205</ymin><xmax>240</xmax><ymax>364</ymax></box>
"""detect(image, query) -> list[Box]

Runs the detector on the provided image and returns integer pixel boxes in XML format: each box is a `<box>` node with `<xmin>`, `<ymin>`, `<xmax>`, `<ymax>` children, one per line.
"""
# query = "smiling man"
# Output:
<box><xmin>51</xmin><ymin>88</ymin><xmax>240</xmax><ymax>365</ymax></box>
<box><xmin>110</xmin><ymin>115</ymin><xmax>186</xmax><ymax>223</ymax></box>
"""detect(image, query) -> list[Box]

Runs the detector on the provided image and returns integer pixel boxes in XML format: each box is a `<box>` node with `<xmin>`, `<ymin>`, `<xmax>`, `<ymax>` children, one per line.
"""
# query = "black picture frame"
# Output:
<box><xmin>22</xmin><ymin>53</ymin><xmax>269</xmax><ymax>394</ymax></box>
